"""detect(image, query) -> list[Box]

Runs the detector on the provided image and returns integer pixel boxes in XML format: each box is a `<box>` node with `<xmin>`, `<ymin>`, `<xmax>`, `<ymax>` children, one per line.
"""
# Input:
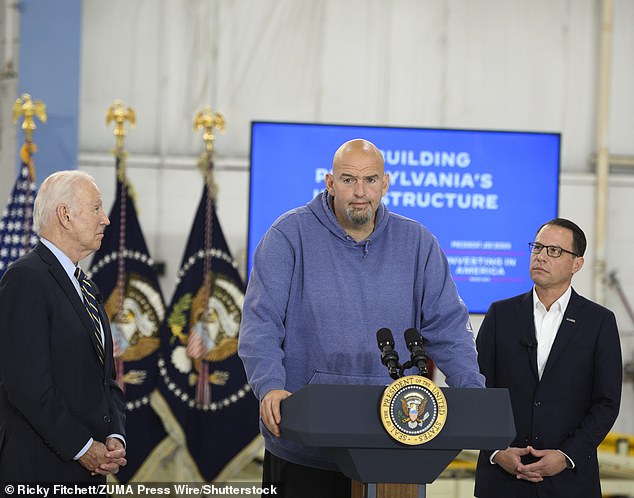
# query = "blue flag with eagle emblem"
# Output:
<box><xmin>155</xmin><ymin>179</ymin><xmax>260</xmax><ymax>482</ymax></box>
<box><xmin>88</xmin><ymin>156</ymin><xmax>169</xmax><ymax>483</ymax></box>
<box><xmin>0</xmin><ymin>144</ymin><xmax>38</xmax><ymax>280</ymax></box>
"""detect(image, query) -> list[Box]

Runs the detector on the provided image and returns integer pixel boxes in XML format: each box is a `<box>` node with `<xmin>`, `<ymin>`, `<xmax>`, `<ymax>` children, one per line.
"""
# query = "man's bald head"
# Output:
<box><xmin>332</xmin><ymin>139</ymin><xmax>384</xmax><ymax>175</ymax></box>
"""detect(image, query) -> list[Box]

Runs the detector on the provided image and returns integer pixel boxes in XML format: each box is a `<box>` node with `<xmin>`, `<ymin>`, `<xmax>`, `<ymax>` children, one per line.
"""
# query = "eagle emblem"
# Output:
<box><xmin>400</xmin><ymin>392</ymin><xmax>430</xmax><ymax>428</ymax></box>
<box><xmin>168</xmin><ymin>272</ymin><xmax>243</xmax><ymax>392</ymax></box>
<box><xmin>105</xmin><ymin>273</ymin><xmax>164</xmax><ymax>386</ymax></box>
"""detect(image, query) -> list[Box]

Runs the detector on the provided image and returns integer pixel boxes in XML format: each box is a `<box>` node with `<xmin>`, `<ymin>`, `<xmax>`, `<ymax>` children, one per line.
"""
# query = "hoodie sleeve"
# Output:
<box><xmin>419</xmin><ymin>235</ymin><xmax>486</xmax><ymax>388</ymax></box>
<box><xmin>238</xmin><ymin>226</ymin><xmax>294</xmax><ymax>400</ymax></box>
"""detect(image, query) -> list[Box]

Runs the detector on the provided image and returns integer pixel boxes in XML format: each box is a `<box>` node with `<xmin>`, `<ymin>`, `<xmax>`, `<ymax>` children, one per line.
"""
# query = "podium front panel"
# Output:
<box><xmin>281</xmin><ymin>385</ymin><xmax>514</xmax><ymax>450</ymax></box>
<box><xmin>280</xmin><ymin>384</ymin><xmax>515</xmax><ymax>484</ymax></box>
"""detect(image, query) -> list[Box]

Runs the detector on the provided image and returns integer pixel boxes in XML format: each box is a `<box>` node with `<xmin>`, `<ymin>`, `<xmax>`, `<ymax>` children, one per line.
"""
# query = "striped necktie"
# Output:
<box><xmin>74</xmin><ymin>267</ymin><xmax>105</xmax><ymax>365</ymax></box>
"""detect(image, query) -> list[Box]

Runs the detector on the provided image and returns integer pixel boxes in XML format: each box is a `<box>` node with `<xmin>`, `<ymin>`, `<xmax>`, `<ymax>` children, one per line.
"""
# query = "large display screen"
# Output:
<box><xmin>248</xmin><ymin>121</ymin><xmax>560</xmax><ymax>314</ymax></box>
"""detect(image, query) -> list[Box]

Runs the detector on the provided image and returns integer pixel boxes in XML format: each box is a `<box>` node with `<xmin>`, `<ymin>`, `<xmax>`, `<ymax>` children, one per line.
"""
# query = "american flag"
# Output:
<box><xmin>0</xmin><ymin>164</ymin><xmax>38</xmax><ymax>279</ymax></box>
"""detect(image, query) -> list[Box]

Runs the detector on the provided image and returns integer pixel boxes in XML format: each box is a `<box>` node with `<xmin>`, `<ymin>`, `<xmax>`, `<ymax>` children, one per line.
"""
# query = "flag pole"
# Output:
<box><xmin>191</xmin><ymin>107</ymin><xmax>225</xmax><ymax>405</ymax></box>
<box><xmin>106</xmin><ymin>100</ymin><xmax>136</xmax><ymax>389</ymax></box>
<box><xmin>12</xmin><ymin>93</ymin><xmax>46</xmax><ymax>252</ymax></box>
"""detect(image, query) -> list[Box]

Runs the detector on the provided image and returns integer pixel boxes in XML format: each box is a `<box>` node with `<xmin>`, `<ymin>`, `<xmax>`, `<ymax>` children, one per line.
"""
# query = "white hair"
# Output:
<box><xmin>33</xmin><ymin>170</ymin><xmax>97</xmax><ymax>232</ymax></box>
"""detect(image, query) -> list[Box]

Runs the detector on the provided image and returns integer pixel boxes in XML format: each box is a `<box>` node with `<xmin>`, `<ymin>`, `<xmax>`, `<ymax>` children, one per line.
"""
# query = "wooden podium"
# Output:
<box><xmin>280</xmin><ymin>384</ymin><xmax>515</xmax><ymax>498</ymax></box>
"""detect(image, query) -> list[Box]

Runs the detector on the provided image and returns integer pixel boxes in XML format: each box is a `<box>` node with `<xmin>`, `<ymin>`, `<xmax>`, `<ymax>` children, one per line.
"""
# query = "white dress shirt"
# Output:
<box><xmin>533</xmin><ymin>286</ymin><xmax>572</xmax><ymax>379</ymax></box>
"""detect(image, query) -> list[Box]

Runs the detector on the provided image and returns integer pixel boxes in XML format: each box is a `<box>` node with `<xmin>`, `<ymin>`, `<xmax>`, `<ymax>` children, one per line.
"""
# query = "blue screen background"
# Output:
<box><xmin>248</xmin><ymin>122</ymin><xmax>560</xmax><ymax>314</ymax></box>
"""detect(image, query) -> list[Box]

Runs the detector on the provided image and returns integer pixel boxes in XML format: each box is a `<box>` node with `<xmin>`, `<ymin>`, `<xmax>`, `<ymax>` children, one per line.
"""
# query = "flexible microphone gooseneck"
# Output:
<box><xmin>404</xmin><ymin>328</ymin><xmax>429</xmax><ymax>377</ymax></box>
<box><xmin>376</xmin><ymin>328</ymin><xmax>402</xmax><ymax>380</ymax></box>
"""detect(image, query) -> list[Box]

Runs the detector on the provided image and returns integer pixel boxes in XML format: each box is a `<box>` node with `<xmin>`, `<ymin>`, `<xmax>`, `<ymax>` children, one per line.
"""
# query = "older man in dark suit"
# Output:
<box><xmin>0</xmin><ymin>170</ymin><xmax>126</xmax><ymax>484</ymax></box>
<box><xmin>475</xmin><ymin>218</ymin><xmax>622</xmax><ymax>498</ymax></box>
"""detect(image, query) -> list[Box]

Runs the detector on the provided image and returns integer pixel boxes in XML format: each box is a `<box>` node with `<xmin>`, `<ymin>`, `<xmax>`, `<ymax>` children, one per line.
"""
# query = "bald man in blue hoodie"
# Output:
<box><xmin>239</xmin><ymin>138</ymin><xmax>484</xmax><ymax>497</ymax></box>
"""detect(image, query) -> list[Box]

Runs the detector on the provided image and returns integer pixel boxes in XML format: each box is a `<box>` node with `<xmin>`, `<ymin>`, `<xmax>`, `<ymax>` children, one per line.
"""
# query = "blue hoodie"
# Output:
<box><xmin>238</xmin><ymin>191</ymin><xmax>484</xmax><ymax>469</ymax></box>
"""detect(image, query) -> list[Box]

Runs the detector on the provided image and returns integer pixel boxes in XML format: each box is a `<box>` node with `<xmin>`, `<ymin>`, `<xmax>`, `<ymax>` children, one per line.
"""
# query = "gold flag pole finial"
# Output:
<box><xmin>106</xmin><ymin>100</ymin><xmax>136</xmax><ymax>154</ymax></box>
<box><xmin>194</xmin><ymin>106</ymin><xmax>225</xmax><ymax>156</ymax></box>
<box><xmin>13</xmin><ymin>93</ymin><xmax>47</xmax><ymax>143</ymax></box>
<box><xmin>194</xmin><ymin>107</ymin><xmax>225</xmax><ymax>193</ymax></box>
<box><xmin>106</xmin><ymin>100</ymin><xmax>136</xmax><ymax>183</ymax></box>
<box><xmin>13</xmin><ymin>93</ymin><xmax>46</xmax><ymax>181</ymax></box>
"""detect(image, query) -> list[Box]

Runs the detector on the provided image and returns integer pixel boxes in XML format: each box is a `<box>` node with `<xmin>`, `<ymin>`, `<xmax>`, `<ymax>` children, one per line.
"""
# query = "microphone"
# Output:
<box><xmin>520</xmin><ymin>337</ymin><xmax>537</xmax><ymax>351</ymax></box>
<box><xmin>404</xmin><ymin>328</ymin><xmax>428</xmax><ymax>377</ymax></box>
<box><xmin>376</xmin><ymin>328</ymin><xmax>401</xmax><ymax>380</ymax></box>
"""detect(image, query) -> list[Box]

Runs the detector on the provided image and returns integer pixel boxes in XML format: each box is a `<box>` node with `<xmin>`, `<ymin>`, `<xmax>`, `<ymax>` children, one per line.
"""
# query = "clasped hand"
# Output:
<box><xmin>493</xmin><ymin>446</ymin><xmax>568</xmax><ymax>482</ymax></box>
<box><xmin>78</xmin><ymin>437</ymin><xmax>127</xmax><ymax>476</ymax></box>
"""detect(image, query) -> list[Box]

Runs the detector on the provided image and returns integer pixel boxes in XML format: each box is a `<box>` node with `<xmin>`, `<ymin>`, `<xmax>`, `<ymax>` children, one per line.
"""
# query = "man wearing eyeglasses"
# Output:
<box><xmin>474</xmin><ymin>218</ymin><xmax>622</xmax><ymax>498</ymax></box>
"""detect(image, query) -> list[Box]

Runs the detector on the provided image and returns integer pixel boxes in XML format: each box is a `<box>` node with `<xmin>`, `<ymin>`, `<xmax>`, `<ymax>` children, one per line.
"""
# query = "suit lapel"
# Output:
<box><xmin>541</xmin><ymin>289</ymin><xmax>583</xmax><ymax>379</ymax></box>
<box><xmin>516</xmin><ymin>291</ymin><xmax>539</xmax><ymax>380</ymax></box>
<box><xmin>35</xmin><ymin>243</ymin><xmax>106</xmax><ymax>369</ymax></box>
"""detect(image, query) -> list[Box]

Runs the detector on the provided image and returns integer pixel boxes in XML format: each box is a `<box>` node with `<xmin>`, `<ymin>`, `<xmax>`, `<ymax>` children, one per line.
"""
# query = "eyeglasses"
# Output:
<box><xmin>528</xmin><ymin>242</ymin><xmax>578</xmax><ymax>258</ymax></box>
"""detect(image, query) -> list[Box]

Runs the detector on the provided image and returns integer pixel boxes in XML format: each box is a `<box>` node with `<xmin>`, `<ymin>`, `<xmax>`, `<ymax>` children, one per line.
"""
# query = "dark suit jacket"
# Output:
<box><xmin>474</xmin><ymin>289</ymin><xmax>622</xmax><ymax>498</ymax></box>
<box><xmin>0</xmin><ymin>242</ymin><xmax>125</xmax><ymax>483</ymax></box>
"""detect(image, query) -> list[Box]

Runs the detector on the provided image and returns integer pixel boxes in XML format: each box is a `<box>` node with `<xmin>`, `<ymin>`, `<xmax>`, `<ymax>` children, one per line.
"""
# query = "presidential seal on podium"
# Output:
<box><xmin>380</xmin><ymin>375</ymin><xmax>447</xmax><ymax>445</ymax></box>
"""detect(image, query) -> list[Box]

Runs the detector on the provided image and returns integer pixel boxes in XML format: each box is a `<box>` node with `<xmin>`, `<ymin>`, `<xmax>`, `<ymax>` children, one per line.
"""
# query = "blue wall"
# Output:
<box><xmin>18</xmin><ymin>0</ymin><xmax>81</xmax><ymax>184</ymax></box>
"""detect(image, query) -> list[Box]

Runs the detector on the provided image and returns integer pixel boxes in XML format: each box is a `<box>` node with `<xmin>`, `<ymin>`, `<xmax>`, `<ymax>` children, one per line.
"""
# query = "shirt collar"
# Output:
<box><xmin>40</xmin><ymin>237</ymin><xmax>80</xmax><ymax>282</ymax></box>
<box><xmin>533</xmin><ymin>285</ymin><xmax>572</xmax><ymax>314</ymax></box>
